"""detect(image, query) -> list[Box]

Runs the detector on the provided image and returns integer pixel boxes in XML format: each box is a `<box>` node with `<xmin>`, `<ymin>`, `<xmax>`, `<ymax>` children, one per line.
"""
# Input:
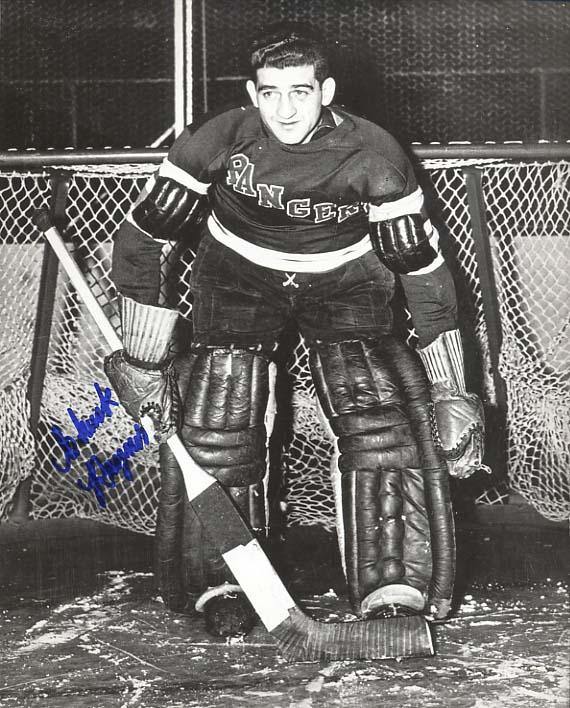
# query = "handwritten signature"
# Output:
<box><xmin>50</xmin><ymin>382</ymin><xmax>150</xmax><ymax>508</ymax></box>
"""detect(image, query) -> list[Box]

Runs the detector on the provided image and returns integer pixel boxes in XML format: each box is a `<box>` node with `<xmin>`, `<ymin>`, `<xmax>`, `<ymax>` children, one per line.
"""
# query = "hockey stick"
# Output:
<box><xmin>33</xmin><ymin>208</ymin><xmax>434</xmax><ymax>660</ymax></box>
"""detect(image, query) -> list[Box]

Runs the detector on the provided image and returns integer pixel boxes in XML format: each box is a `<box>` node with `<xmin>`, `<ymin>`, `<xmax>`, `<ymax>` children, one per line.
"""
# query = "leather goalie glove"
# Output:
<box><xmin>418</xmin><ymin>329</ymin><xmax>486</xmax><ymax>478</ymax></box>
<box><xmin>104</xmin><ymin>296</ymin><xmax>182</xmax><ymax>443</ymax></box>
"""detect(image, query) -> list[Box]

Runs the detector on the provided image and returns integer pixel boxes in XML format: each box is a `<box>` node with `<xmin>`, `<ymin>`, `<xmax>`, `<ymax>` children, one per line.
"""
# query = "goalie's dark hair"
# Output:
<box><xmin>249</xmin><ymin>22</ymin><xmax>330</xmax><ymax>84</ymax></box>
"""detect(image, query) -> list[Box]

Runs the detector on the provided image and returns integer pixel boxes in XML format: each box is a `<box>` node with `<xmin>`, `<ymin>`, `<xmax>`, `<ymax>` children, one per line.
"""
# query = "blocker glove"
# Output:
<box><xmin>104</xmin><ymin>295</ymin><xmax>182</xmax><ymax>443</ymax></box>
<box><xmin>418</xmin><ymin>329</ymin><xmax>486</xmax><ymax>478</ymax></box>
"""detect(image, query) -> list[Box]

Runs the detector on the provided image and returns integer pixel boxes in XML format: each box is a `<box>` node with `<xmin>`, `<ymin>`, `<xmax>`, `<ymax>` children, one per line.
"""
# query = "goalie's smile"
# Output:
<box><xmin>246</xmin><ymin>64</ymin><xmax>336</xmax><ymax>145</ymax></box>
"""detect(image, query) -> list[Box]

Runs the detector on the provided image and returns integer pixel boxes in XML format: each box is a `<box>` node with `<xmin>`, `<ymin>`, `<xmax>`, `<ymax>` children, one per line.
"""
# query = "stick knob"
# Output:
<box><xmin>32</xmin><ymin>208</ymin><xmax>54</xmax><ymax>233</ymax></box>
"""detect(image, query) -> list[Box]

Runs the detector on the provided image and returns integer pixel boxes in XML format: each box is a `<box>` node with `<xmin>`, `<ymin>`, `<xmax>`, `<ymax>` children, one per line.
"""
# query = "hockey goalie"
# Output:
<box><xmin>103</xmin><ymin>22</ymin><xmax>486</xmax><ymax>640</ymax></box>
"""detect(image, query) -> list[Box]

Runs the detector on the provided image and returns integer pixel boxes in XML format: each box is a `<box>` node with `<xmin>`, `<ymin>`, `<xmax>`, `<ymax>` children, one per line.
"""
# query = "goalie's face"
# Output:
<box><xmin>247</xmin><ymin>65</ymin><xmax>335</xmax><ymax>145</ymax></box>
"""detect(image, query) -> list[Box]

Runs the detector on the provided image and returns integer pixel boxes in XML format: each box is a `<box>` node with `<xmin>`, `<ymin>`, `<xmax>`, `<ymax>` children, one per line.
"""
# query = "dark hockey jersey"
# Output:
<box><xmin>112</xmin><ymin>104</ymin><xmax>457</xmax><ymax>345</ymax></box>
<box><xmin>166</xmin><ymin>105</ymin><xmax>417</xmax><ymax>255</ymax></box>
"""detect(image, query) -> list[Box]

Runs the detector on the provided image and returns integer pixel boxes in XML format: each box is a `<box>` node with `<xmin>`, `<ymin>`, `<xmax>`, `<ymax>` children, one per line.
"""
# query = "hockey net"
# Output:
<box><xmin>0</xmin><ymin>152</ymin><xmax>568</xmax><ymax>532</ymax></box>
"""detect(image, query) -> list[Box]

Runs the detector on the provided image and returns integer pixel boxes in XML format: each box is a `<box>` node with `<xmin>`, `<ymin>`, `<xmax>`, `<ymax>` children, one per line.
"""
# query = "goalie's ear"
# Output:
<box><xmin>321</xmin><ymin>76</ymin><xmax>336</xmax><ymax>106</ymax></box>
<box><xmin>246</xmin><ymin>80</ymin><xmax>259</xmax><ymax>108</ymax></box>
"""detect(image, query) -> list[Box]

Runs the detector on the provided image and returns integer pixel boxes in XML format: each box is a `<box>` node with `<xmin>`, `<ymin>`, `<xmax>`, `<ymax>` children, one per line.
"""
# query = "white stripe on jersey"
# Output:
<box><xmin>369</xmin><ymin>187</ymin><xmax>424</xmax><ymax>222</ymax></box>
<box><xmin>159</xmin><ymin>159</ymin><xmax>210</xmax><ymax>194</ymax></box>
<box><xmin>207</xmin><ymin>211</ymin><xmax>372</xmax><ymax>273</ymax></box>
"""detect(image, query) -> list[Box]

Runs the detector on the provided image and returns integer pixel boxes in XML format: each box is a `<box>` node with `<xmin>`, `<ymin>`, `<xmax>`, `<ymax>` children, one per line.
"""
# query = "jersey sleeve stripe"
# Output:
<box><xmin>158</xmin><ymin>158</ymin><xmax>211</xmax><ymax>195</ymax></box>
<box><xmin>369</xmin><ymin>187</ymin><xmax>423</xmax><ymax>222</ymax></box>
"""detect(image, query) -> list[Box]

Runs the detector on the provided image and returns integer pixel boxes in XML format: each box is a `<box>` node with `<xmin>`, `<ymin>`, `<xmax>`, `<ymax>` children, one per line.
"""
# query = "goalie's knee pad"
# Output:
<box><xmin>180</xmin><ymin>345</ymin><xmax>271</xmax><ymax>489</ymax></box>
<box><xmin>310</xmin><ymin>337</ymin><xmax>455</xmax><ymax>620</ymax></box>
<box><xmin>156</xmin><ymin>345</ymin><xmax>272</xmax><ymax>612</ymax></box>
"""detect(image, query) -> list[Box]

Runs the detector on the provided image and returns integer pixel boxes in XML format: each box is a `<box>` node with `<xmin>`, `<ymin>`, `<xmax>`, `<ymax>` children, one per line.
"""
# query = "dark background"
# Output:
<box><xmin>1</xmin><ymin>0</ymin><xmax>568</xmax><ymax>150</ymax></box>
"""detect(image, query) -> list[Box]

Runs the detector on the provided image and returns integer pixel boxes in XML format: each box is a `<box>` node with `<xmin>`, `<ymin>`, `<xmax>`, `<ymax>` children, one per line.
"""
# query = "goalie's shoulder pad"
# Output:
<box><xmin>131</xmin><ymin>162</ymin><xmax>209</xmax><ymax>242</ymax></box>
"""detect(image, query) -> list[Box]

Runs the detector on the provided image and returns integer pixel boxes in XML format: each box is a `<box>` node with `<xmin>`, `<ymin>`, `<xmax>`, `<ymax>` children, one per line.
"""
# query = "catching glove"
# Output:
<box><xmin>104</xmin><ymin>296</ymin><xmax>182</xmax><ymax>443</ymax></box>
<box><xmin>418</xmin><ymin>329</ymin><xmax>487</xmax><ymax>478</ymax></box>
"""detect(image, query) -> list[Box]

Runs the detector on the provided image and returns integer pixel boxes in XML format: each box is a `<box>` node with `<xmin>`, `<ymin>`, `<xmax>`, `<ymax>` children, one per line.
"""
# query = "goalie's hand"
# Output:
<box><xmin>104</xmin><ymin>350</ymin><xmax>182</xmax><ymax>443</ymax></box>
<box><xmin>429</xmin><ymin>384</ymin><xmax>486</xmax><ymax>479</ymax></box>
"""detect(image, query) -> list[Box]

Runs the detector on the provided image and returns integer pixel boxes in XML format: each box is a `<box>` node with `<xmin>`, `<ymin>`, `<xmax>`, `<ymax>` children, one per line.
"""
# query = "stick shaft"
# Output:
<box><xmin>44</xmin><ymin>226</ymin><xmax>123</xmax><ymax>351</ymax></box>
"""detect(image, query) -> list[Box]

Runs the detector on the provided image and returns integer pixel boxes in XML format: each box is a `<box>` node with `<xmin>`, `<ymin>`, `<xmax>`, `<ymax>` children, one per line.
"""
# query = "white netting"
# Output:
<box><xmin>0</xmin><ymin>154</ymin><xmax>568</xmax><ymax>532</ymax></box>
<box><xmin>0</xmin><ymin>172</ymin><xmax>50</xmax><ymax>517</ymax></box>
<box><xmin>483</xmin><ymin>162</ymin><xmax>570</xmax><ymax>520</ymax></box>
<box><xmin>31</xmin><ymin>165</ymin><xmax>162</xmax><ymax>534</ymax></box>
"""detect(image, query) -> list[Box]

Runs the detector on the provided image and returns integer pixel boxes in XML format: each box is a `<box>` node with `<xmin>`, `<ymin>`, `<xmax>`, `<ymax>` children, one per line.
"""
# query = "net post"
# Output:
<box><xmin>8</xmin><ymin>173</ymin><xmax>71</xmax><ymax>522</ymax></box>
<box><xmin>174</xmin><ymin>0</ymin><xmax>194</xmax><ymax>136</ymax></box>
<box><xmin>462</xmin><ymin>166</ymin><xmax>508</xmax><ymax>485</ymax></box>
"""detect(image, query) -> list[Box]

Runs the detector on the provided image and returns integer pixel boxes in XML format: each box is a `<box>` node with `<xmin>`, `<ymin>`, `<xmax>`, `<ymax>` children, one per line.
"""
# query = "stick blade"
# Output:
<box><xmin>271</xmin><ymin>607</ymin><xmax>433</xmax><ymax>661</ymax></box>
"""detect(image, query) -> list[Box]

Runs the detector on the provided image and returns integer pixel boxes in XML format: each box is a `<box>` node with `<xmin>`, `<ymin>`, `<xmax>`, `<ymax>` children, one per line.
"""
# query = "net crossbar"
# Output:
<box><xmin>0</xmin><ymin>151</ymin><xmax>568</xmax><ymax>532</ymax></box>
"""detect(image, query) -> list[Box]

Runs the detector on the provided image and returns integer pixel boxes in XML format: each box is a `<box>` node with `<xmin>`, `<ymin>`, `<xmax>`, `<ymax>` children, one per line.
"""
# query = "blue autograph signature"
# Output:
<box><xmin>50</xmin><ymin>382</ymin><xmax>150</xmax><ymax>508</ymax></box>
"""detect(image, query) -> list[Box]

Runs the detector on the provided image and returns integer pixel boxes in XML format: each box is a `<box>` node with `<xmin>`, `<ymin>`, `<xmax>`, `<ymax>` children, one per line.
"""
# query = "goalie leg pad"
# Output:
<box><xmin>182</xmin><ymin>346</ymin><xmax>270</xmax><ymax>487</ymax></box>
<box><xmin>156</xmin><ymin>346</ymin><xmax>271</xmax><ymax>611</ymax></box>
<box><xmin>310</xmin><ymin>337</ymin><xmax>455</xmax><ymax>618</ymax></box>
<box><xmin>379</xmin><ymin>336</ymin><xmax>456</xmax><ymax>619</ymax></box>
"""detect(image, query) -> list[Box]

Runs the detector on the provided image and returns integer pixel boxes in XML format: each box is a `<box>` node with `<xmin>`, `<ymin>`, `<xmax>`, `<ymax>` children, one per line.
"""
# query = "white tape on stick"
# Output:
<box><xmin>167</xmin><ymin>433</ymin><xmax>217</xmax><ymax>499</ymax></box>
<box><xmin>223</xmin><ymin>540</ymin><xmax>297</xmax><ymax>632</ymax></box>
